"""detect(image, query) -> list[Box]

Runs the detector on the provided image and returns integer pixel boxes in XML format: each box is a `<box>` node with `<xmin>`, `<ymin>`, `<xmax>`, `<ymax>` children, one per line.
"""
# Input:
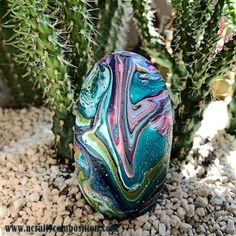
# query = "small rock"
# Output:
<box><xmin>225</xmin><ymin>219</ymin><xmax>236</xmax><ymax>234</ymax></box>
<box><xmin>152</xmin><ymin>220</ymin><xmax>159</xmax><ymax>231</ymax></box>
<box><xmin>27</xmin><ymin>216</ymin><xmax>36</xmax><ymax>225</ymax></box>
<box><xmin>76</xmin><ymin>199</ymin><xmax>85</xmax><ymax>207</ymax></box>
<box><xmin>10</xmin><ymin>206</ymin><xmax>18</xmax><ymax>218</ymax></box>
<box><xmin>134</xmin><ymin>228</ymin><xmax>142</xmax><ymax>236</ymax></box>
<box><xmin>197</xmin><ymin>188</ymin><xmax>209</xmax><ymax>197</ymax></box>
<box><xmin>159</xmin><ymin>223</ymin><xmax>166</xmax><ymax>236</ymax></box>
<box><xmin>196</xmin><ymin>207</ymin><xmax>205</xmax><ymax>217</ymax></box>
<box><xmin>214</xmin><ymin>198</ymin><xmax>223</xmax><ymax>205</ymax></box>
<box><xmin>160</xmin><ymin>212</ymin><xmax>170</xmax><ymax>228</ymax></box>
<box><xmin>29</xmin><ymin>193</ymin><xmax>40</xmax><ymax>202</ymax></box>
<box><xmin>31</xmin><ymin>202</ymin><xmax>39</xmax><ymax>212</ymax></box>
<box><xmin>143</xmin><ymin>222</ymin><xmax>151</xmax><ymax>230</ymax></box>
<box><xmin>51</xmin><ymin>189</ymin><xmax>59</xmax><ymax>196</ymax></box>
<box><xmin>181</xmin><ymin>199</ymin><xmax>189</xmax><ymax>212</ymax></box>
<box><xmin>188</xmin><ymin>204</ymin><xmax>195</xmax><ymax>217</ymax></box>
<box><xmin>74</xmin><ymin>208</ymin><xmax>82</xmax><ymax>218</ymax></box>
<box><xmin>197</xmin><ymin>166</ymin><xmax>205</xmax><ymax>176</ymax></box>
<box><xmin>212</xmin><ymin>224</ymin><xmax>220</xmax><ymax>231</ymax></box>
<box><xmin>101</xmin><ymin>232</ymin><xmax>109</xmax><ymax>236</ymax></box>
<box><xmin>170</xmin><ymin>215</ymin><xmax>181</xmax><ymax>228</ymax></box>
<box><xmin>51</xmin><ymin>166</ymin><xmax>59</xmax><ymax>175</ymax></box>
<box><xmin>180</xmin><ymin>223</ymin><xmax>192</xmax><ymax>232</ymax></box>
<box><xmin>54</xmin><ymin>215</ymin><xmax>63</xmax><ymax>225</ymax></box>
<box><xmin>93</xmin><ymin>212</ymin><xmax>104</xmax><ymax>221</ymax></box>
<box><xmin>216</xmin><ymin>229</ymin><xmax>223</xmax><ymax>236</ymax></box>
<box><xmin>171</xmin><ymin>189</ymin><xmax>183</xmax><ymax>199</ymax></box>
<box><xmin>13</xmin><ymin>198</ymin><xmax>24</xmax><ymax>209</ymax></box>
<box><xmin>41</xmin><ymin>182</ymin><xmax>48</xmax><ymax>189</ymax></box>
<box><xmin>136</xmin><ymin>214</ymin><xmax>149</xmax><ymax>223</ymax></box>
<box><xmin>63</xmin><ymin>216</ymin><xmax>71</xmax><ymax>225</ymax></box>
<box><xmin>196</xmin><ymin>197</ymin><xmax>208</xmax><ymax>207</ymax></box>
<box><xmin>69</xmin><ymin>186</ymin><xmax>78</xmax><ymax>195</ymax></box>
<box><xmin>143</xmin><ymin>230</ymin><xmax>150</xmax><ymax>236</ymax></box>
<box><xmin>177</xmin><ymin>207</ymin><xmax>186</xmax><ymax>218</ymax></box>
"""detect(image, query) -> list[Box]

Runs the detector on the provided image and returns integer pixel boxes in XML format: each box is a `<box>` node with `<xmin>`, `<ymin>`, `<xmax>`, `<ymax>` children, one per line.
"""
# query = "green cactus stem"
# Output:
<box><xmin>226</xmin><ymin>0</ymin><xmax>236</xmax><ymax>26</ymax></box>
<box><xmin>171</xmin><ymin>37</ymin><xmax>236</xmax><ymax>158</ymax></box>
<box><xmin>55</xmin><ymin>0</ymin><xmax>95</xmax><ymax>93</ymax></box>
<box><xmin>0</xmin><ymin>0</ymin><xmax>42</xmax><ymax>107</ymax></box>
<box><xmin>52</xmin><ymin>111</ymin><xmax>75</xmax><ymax>166</ymax></box>
<box><xmin>131</xmin><ymin>0</ymin><xmax>173</xmax><ymax>69</ymax></box>
<box><xmin>92</xmin><ymin>0</ymin><xmax>120</xmax><ymax>61</ymax></box>
<box><xmin>227</xmin><ymin>73</ymin><xmax>236</xmax><ymax>136</ymax></box>
<box><xmin>7</xmin><ymin>0</ymin><xmax>75</xmax><ymax>164</ymax></box>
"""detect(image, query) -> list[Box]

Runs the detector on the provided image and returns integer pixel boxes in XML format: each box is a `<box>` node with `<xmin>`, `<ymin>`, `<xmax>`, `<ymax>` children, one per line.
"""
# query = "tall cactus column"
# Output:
<box><xmin>227</xmin><ymin>72</ymin><xmax>236</xmax><ymax>135</ymax></box>
<box><xmin>55</xmin><ymin>0</ymin><xmax>94</xmax><ymax>92</ymax></box>
<box><xmin>7</xmin><ymin>0</ymin><xmax>75</xmax><ymax>165</ymax></box>
<box><xmin>0</xmin><ymin>0</ymin><xmax>42</xmax><ymax>107</ymax></box>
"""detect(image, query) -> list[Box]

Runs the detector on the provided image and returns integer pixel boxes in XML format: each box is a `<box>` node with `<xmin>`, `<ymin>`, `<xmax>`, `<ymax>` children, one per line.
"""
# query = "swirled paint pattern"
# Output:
<box><xmin>74</xmin><ymin>51</ymin><xmax>173</xmax><ymax>219</ymax></box>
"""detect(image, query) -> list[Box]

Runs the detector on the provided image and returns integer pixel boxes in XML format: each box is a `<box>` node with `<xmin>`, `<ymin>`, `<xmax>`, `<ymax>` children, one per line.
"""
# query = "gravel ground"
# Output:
<box><xmin>0</xmin><ymin>105</ymin><xmax>236</xmax><ymax>236</ymax></box>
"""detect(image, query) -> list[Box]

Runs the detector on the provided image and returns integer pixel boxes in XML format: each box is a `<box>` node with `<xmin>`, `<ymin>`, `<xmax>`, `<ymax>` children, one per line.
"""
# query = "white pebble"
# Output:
<box><xmin>134</xmin><ymin>228</ymin><xmax>142</xmax><ymax>236</ymax></box>
<box><xmin>29</xmin><ymin>193</ymin><xmax>40</xmax><ymax>202</ymax></box>
<box><xmin>159</xmin><ymin>223</ymin><xmax>166</xmax><ymax>236</ymax></box>
<box><xmin>50</xmin><ymin>166</ymin><xmax>59</xmax><ymax>175</ymax></box>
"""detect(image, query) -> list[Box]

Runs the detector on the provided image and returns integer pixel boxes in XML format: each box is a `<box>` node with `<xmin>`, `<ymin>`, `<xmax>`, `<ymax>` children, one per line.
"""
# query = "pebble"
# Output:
<box><xmin>196</xmin><ymin>207</ymin><xmax>205</xmax><ymax>217</ymax></box>
<box><xmin>159</xmin><ymin>223</ymin><xmax>166</xmax><ymax>236</ymax></box>
<box><xmin>152</xmin><ymin>220</ymin><xmax>159</xmax><ymax>231</ymax></box>
<box><xmin>177</xmin><ymin>207</ymin><xmax>186</xmax><ymax>218</ymax></box>
<box><xmin>196</xmin><ymin>197</ymin><xmax>208</xmax><ymax>207</ymax></box>
<box><xmin>170</xmin><ymin>215</ymin><xmax>181</xmax><ymax>228</ymax></box>
<box><xmin>29</xmin><ymin>193</ymin><xmax>40</xmax><ymax>202</ymax></box>
<box><xmin>197</xmin><ymin>188</ymin><xmax>209</xmax><ymax>197</ymax></box>
<box><xmin>214</xmin><ymin>198</ymin><xmax>224</xmax><ymax>205</ymax></box>
<box><xmin>180</xmin><ymin>223</ymin><xmax>192</xmax><ymax>232</ymax></box>
<box><xmin>197</xmin><ymin>166</ymin><xmax>205</xmax><ymax>176</ymax></box>
<box><xmin>0</xmin><ymin>204</ymin><xmax>8</xmax><ymax>219</ymax></box>
<box><xmin>51</xmin><ymin>189</ymin><xmax>59</xmax><ymax>196</ymax></box>
<box><xmin>134</xmin><ymin>228</ymin><xmax>142</xmax><ymax>236</ymax></box>
<box><xmin>51</xmin><ymin>166</ymin><xmax>59</xmax><ymax>175</ymax></box>
<box><xmin>13</xmin><ymin>198</ymin><xmax>24</xmax><ymax>209</ymax></box>
<box><xmin>136</xmin><ymin>214</ymin><xmax>149</xmax><ymax>223</ymax></box>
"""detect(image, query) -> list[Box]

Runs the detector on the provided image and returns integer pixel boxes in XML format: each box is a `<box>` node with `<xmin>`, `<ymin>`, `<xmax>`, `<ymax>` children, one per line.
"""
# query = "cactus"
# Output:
<box><xmin>131</xmin><ymin>0</ymin><xmax>173</xmax><ymax>68</ymax></box>
<box><xmin>171</xmin><ymin>0</ymin><xmax>236</xmax><ymax>158</ymax></box>
<box><xmin>92</xmin><ymin>0</ymin><xmax>120</xmax><ymax>61</ymax></box>
<box><xmin>132</xmin><ymin>0</ymin><xmax>236</xmax><ymax>158</ymax></box>
<box><xmin>7</xmin><ymin>0</ymin><xmax>75</xmax><ymax>165</ymax></box>
<box><xmin>55</xmin><ymin>0</ymin><xmax>95</xmax><ymax>92</ymax></box>
<box><xmin>225</xmin><ymin>0</ymin><xmax>236</xmax><ymax>136</ymax></box>
<box><xmin>52</xmin><ymin>110</ymin><xmax>75</xmax><ymax>166</ymax></box>
<box><xmin>0</xmin><ymin>0</ymin><xmax>42</xmax><ymax>107</ymax></box>
<box><xmin>227</xmin><ymin>75</ymin><xmax>236</xmax><ymax>135</ymax></box>
<box><xmin>226</xmin><ymin>0</ymin><xmax>236</xmax><ymax>26</ymax></box>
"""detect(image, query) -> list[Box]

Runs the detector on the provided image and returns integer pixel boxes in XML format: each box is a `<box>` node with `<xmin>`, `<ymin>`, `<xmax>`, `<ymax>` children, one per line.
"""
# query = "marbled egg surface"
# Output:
<box><xmin>74</xmin><ymin>51</ymin><xmax>173</xmax><ymax>219</ymax></box>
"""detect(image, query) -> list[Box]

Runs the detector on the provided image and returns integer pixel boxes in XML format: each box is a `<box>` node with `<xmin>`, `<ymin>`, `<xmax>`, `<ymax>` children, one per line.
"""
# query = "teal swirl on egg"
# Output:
<box><xmin>74</xmin><ymin>51</ymin><xmax>173</xmax><ymax>219</ymax></box>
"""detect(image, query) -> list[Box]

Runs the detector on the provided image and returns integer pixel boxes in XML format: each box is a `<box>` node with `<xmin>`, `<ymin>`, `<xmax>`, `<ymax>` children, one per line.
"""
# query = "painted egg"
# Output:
<box><xmin>74</xmin><ymin>51</ymin><xmax>173</xmax><ymax>219</ymax></box>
